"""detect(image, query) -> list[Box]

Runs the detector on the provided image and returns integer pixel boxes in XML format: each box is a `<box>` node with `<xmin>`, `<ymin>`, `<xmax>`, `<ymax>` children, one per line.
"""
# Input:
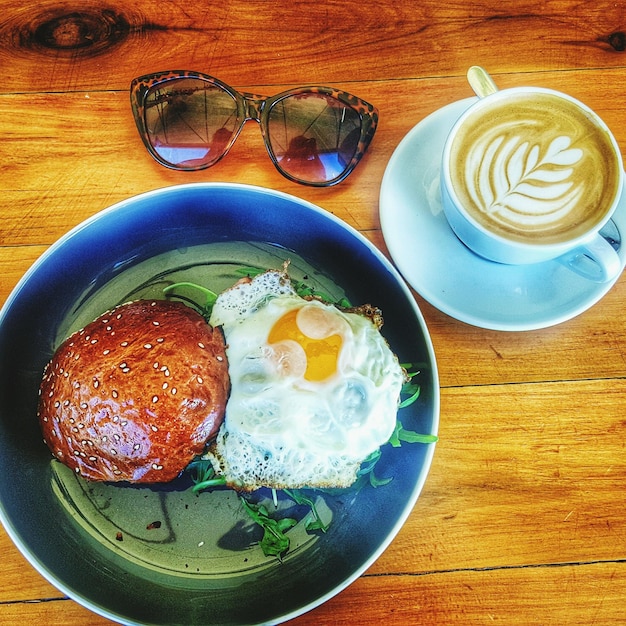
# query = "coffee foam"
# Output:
<box><xmin>449</xmin><ymin>92</ymin><xmax>621</xmax><ymax>244</ymax></box>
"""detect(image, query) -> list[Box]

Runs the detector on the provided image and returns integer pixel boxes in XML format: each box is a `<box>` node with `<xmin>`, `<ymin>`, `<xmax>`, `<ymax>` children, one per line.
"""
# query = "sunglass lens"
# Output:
<box><xmin>267</xmin><ymin>93</ymin><xmax>362</xmax><ymax>184</ymax></box>
<box><xmin>144</xmin><ymin>78</ymin><xmax>239</xmax><ymax>169</ymax></box>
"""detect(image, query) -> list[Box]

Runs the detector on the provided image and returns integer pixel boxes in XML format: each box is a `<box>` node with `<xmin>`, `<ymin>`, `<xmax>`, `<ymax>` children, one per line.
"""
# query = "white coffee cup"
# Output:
<box><xmin>441</xmin><ymin>85</ymin><xmax>624</xmax><ymax>282</ymax></box>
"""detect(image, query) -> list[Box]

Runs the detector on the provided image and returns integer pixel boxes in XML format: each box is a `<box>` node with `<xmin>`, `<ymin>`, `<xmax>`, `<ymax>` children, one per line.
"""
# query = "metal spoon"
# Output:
<box><xmin>467</xmin><ymin>66</ymin><xmax>498</xmax><ymax>98</ymax></box>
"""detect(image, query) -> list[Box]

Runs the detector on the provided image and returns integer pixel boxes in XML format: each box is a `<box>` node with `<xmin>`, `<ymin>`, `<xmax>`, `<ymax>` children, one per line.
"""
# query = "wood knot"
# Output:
<box><xmin>607</xmin><ymin>31</ymin><xmax>626</xmax><ymax>52</ymax></box>
<box><xmin>19</xmin><ymin>7</ymin><xmax>131</xmax><ymax>57</ymax></box>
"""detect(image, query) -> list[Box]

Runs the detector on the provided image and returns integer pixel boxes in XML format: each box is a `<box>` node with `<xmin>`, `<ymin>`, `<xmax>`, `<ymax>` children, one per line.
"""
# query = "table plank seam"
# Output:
<box><xmin>0</xmin><ymin>596</ymin><xmax>66</xmax><ymax>605</ymax></box>
<box><xmin>363</xmin><ymin>557</ymin><xmax>626</xmax><ymax>578</ymax></box>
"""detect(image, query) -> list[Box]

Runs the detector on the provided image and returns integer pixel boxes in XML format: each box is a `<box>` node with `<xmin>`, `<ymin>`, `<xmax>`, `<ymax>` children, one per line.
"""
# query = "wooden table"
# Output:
<box><xmin>1</xmin><ymin>1</ymin><xmax>626</xmax><ymax>623</ymax></box>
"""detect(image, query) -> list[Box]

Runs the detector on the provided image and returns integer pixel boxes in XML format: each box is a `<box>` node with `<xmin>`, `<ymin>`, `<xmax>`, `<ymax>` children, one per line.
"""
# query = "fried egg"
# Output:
<box><xmin>206</xmin><ymin>269</ymin><xmax>405</xmax><ymax>490</ymax></box>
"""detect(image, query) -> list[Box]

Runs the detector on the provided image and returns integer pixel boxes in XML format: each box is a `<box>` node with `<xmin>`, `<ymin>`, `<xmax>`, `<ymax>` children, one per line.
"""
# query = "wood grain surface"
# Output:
<box><xmin>1</xmin><ymin>0</ymin><xmax>626</xmax><ymax>624</ymax></box>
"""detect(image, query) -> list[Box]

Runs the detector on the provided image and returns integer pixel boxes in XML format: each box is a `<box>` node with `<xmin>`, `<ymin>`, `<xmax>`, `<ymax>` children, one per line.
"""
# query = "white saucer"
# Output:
<box><xmin>380</xmin><ymin>98</ymin><xmax>626</xmax><ymax>331</ymax></box>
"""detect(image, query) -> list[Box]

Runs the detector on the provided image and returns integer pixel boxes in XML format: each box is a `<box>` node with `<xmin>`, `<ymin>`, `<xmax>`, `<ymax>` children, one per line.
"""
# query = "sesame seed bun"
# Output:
<box><xmin>37</xmin><ymin>300</ymin><xmax>229</xmax><ymax>483</ymax></box>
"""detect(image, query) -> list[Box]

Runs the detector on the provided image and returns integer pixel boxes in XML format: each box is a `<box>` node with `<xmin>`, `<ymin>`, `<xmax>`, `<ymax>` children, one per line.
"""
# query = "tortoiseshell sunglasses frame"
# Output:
<box><xmin>130</xmin><ymin>70</ymin><xmax>379</xmax><ymax>187</ymax></box>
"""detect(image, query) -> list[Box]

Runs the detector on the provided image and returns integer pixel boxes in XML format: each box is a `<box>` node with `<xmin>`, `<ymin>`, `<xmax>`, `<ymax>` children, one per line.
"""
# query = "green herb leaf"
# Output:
<box><xmin>369</xmin><ymin>472</ymin><xmax>393</xmax><ymax>488</ymax></box>
<box><xmin>234</xmin><ymin>266</ymin><xmax>265</xmax><ymax>278</ymax></box>
<box><xmin>284</xmin><ymin>490</ymin><xmax>330</xmax><ymax>533</ymax></box>
<box><xmin>389</xmin><ymin>421</ymin><xmax>438</xmax><ymax>447</ymax></box>
<box><xmin>240</xmin><ymin>498</ymin><xmax>297</xmax><ymax>559</ymax></box>
<box><xmin>354</xmin><ymin>448</ymin><xmax>393</xmax><ymax>488</ymax></box>
<box><xmin>357</xmin><ymin>449</ymin><xmax>382</xmax><ymax>475</ymax></box>
<box><xmin>163</xmin><ymin>282</ymin><xmax>218</xmax><ymax>319</ymax></box>
<box><xmin>399</xmin><ymin>385</ymin><xmax>421</xmax><ymax>408</ymax></box>
<box><xmin>399</xmin><ymin>365</ymin><xmax>422</xmax><ymax>409</ymax></box>
<box><xmin>187</xmin><ymin>459</ymin><xmax>227</xmax><ymax>493</ymax></box>
<box><xmin>192</xmin><ymin>476</ymin><xmax>227</xmax><ymax>493</ymax></box>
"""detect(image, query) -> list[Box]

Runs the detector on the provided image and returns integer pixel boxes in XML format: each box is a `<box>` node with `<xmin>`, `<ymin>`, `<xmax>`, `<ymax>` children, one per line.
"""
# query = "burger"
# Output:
<box><xmin>37</xmin><ymin>269</ymin><xmax>407</xmax><ymax>490</ymax></box>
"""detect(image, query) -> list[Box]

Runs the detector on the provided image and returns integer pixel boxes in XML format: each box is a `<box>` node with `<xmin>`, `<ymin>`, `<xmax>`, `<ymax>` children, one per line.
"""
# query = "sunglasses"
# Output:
<box><xmin>130</xmin><ymin>71</ymin><xmax>379</xmax><ymax>187</ymax></box>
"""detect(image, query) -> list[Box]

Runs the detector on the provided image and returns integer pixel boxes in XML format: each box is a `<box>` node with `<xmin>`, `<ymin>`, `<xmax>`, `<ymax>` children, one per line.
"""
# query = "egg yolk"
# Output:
<box><xmin>268</xmin><ymin>307</ymin><xmax>342</xmax><ymax>381</ymax></box>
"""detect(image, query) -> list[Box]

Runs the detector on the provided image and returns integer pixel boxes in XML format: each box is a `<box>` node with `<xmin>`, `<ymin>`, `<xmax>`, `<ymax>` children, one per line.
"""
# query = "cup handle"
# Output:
<box><xmin>557</xmin><ymin>231</ymin><xmax>622</xmax><ymax>282</ymax></box>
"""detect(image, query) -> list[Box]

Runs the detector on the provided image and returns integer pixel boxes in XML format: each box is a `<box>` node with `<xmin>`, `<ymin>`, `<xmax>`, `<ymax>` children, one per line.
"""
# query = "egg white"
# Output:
<box><xmin>207</xmin><ymin>270</ymin><xmax>405</xmax><ymax>490</ymax></box>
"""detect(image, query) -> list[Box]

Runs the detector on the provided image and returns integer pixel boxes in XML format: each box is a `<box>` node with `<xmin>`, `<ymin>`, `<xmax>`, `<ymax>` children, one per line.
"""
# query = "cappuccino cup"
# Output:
<box><xmin>441</xmin><ymin>86</ymin><xmax>624</xmax><ymax>282</ymax></box>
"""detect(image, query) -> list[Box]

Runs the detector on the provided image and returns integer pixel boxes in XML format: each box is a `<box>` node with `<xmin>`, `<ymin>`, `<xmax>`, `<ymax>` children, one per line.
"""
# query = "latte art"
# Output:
<box><xmin>450</xmin><ymin>92</ymin><xmax>621</xmax><ymax>244</ymax></box>
<box><xmin>468</xmin><ymin>134</ymin><xmax>583</xmax><ymax>226</ymax></box>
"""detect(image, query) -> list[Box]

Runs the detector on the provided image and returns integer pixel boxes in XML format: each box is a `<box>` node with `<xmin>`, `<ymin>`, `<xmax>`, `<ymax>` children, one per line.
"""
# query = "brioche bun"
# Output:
<box><xmin>38</xmin><ymin>300</ymin><xmax>229</xmax><ymax>483</ymax></box>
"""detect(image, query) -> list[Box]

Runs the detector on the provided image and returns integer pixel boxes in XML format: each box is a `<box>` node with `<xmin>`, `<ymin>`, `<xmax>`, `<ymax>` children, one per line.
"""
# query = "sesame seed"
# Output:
<box><xmin>144</xmin><ymin>343</ymin><xmax>152</xmax><ymax>349</ymax></box>
<box><xmin>114</xmin><ymin>434</ymin><xmax>120</xmax><ymax>442</ymax></box>
<box><xmin>103</xmin><ymin>349</ymin><xmax>110</xmax><ymax>355</ymax></box>
<box><xmin>90</xmin><ymin>339</ymin><xmax>98</xmax><ymax>345</ymax></box>
<box><xmin>121</xmin><ymin>420</ymin><xmax>127</xmax><ymax>427</ymax></box>
<box><xmin>80</xmin><ymin>402</ymin><xmax>88</xmax><ymax>409</ymax></box>
<box><xmin>151</xmin><ymin>425</ymin><xmax>158</xmax><ymax>432</ymax></box>
<box><xmin>121</xmin><ymin>341</ymin><xmax>128</xmax><ymax>347</ymax></box>
<box><xmin>111</xmin><ymin>448</ymin><xmax>117</xmax><ymax>455</ymax></box>
<box><xmin>54</xmin><ymin>400</ymin><xmax>60</xmax><ymax>408</ymax></box>
<box><xmin>152</xmin><ymin>463</ymin><xmax>163</xmax><ymax>470</ymax></box>
<box><xmin>133</xmin><ymin>444</ymin><xmax>140</xmax><ymax>451</ymax></box>
<box><xmin>112</xmin><ymin>390</ymin><xmax>119</xmax><ymax>399</ymax></box>
<box><xmin>152</xmin><ymin>395</ymin><xmax>159</xmax><ymax>403</ymax></box>
<box><xmin>102</xmin><ymin>435</ymin><xmax>108</xmax><ymax>442</ymax></box>
<box><xmin>217</xmin><ymin>355</ymin><xmax>224</xmax><ymax>362</ymax></box>
<box><xmin>93</xmin><ymin>379</ymin><xmax>99</xmax><ymax>388</ymax></box>
<box><xmin>171</xmin><ymin>388</ymin><xmax>177</xmax><ymax>395</ymax></box>
<box><xmin>113</xmin><ymin>470</ymin><xmax>122</xmax><ymax>476</ymax></box>
<box><xmin>122</xmin><ymin>367</ymin><xmax>130</xmax><ymax>373</ymax></box>
<box><xmin>119</xmin><ymin>362</ymin><xmax>127</xmax><ymax>369</ymax></box>
<box><xmin>157</xmin><ymin>337</ymin><xmax>164</xmax><ymax>343</ymax></box>
<box><xmin>162</xmin><ymin>382</ymin><xmax>168</xmax><ymax>390</ymax></box>
<box><xmin>198</xmin><ymin>342</ymin><xmax>205</xmax><ymax>349</ymax></box>
<box><xmin>89</xmin><ymin>456</ymin><xmax>97</xmax><ymax>462</ymax></box>
<box><xmin>153</xmin><ymin>321</ymin><xmax>160</xmax><ymax>326</ymax></box>
<box><xmin>72</xmin><ymin>426</ymin><xmax>79</xmax><ymax>433</ymax></box>
<box><xmin>113</xmin><ymin>416</ymin><xmax>119</xmax><ymax>423</ymax></box>
<box><xmin>197</xmin><ymin>376</ymin><xmax>204</xmax><ymax>384</ymax></box>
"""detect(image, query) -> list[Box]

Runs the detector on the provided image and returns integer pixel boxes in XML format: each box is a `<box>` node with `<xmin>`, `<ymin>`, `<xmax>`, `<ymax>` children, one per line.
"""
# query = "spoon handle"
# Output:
<box><xmin>467</xmin><ymin>66</ymin><xmax>498</xmax><ymax>98</ymax></box>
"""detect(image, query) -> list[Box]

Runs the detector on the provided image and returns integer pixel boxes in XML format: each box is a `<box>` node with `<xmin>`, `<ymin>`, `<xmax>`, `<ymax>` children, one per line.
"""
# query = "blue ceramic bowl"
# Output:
<box><xmin>0</xmin><ymin>183</ymin><xmax>438</xmax><ymax>625</ymax></box>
